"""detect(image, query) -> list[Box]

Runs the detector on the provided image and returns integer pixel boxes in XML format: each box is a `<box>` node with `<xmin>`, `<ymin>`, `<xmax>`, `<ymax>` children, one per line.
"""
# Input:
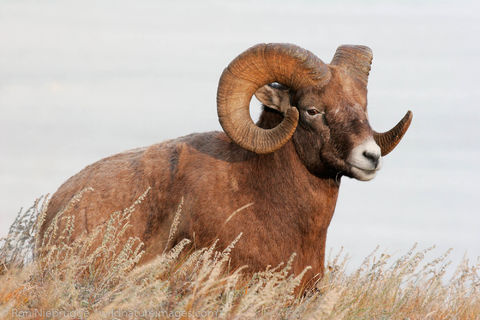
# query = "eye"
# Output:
<box><xmin>306</xmin><ymin>107</ymin><xmax>325</xmax><ymax>117</ymax></box>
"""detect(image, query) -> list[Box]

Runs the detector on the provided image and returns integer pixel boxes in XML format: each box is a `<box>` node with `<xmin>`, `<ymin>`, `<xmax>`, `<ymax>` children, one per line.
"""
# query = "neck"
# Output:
<box><xmin>246</xmin><ymin>131</ymin><xmax>340</xmax><ymax>227</ymax></box>
<box><xmin>245</xmin><ymin>140</ymin><xmax>339</xmax><ymax>281</ymax></box>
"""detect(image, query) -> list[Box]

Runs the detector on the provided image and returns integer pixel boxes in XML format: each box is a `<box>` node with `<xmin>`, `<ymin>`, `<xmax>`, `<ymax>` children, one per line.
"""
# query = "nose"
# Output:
<box><xmin>363</xmin><ymin>150</ymin><xmax>380</xmax><ymax>168</ymax></box>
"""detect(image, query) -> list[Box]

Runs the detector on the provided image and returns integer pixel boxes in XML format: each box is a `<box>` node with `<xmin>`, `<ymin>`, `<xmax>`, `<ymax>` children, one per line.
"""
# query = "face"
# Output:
<box><xmin>256</xmin><ymin>66</ymin><xmax>382</xmax><ymax>181</ymax></box>
<box><xmin>294</xmin><ymin>66</ymin><xmax>383</xmax><ymax>181</ymax></box>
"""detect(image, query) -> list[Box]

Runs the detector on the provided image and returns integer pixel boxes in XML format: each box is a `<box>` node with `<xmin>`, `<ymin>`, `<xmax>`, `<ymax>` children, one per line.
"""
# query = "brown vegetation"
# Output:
<box><xmin>1</xmin><ymin>195</ymin><xmax>479</xmax><ymax>319</ymax></box>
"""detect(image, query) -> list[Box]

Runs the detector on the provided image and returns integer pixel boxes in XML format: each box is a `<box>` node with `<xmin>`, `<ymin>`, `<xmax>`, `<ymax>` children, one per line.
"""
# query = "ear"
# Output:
<box><xmin>254</xmin><ymin>85</ymin><xmax>292</xmax><ymax>114</ymax></box>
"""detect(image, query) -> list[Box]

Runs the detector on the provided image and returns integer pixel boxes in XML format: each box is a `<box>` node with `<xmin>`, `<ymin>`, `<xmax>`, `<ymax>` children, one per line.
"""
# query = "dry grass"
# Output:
<box><xmin>0</xmin><ymin>192</ymin><xmax>479</xmax><ymax>320</ymax></box>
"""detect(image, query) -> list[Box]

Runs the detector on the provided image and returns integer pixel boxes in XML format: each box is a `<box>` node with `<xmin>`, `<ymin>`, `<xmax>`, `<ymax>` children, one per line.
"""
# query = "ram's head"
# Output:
<box><xmin>217</xmin><ymin>43</ymin><xmax>412</xmax><ymax>181</ymax></box>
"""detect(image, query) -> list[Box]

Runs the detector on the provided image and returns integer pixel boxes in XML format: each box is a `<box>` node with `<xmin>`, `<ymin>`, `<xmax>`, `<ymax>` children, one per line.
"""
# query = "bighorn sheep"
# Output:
<box><xmin>38</xmin><ymin>43</ymin><xmax>412</xmax><ymax>286</ymax></box>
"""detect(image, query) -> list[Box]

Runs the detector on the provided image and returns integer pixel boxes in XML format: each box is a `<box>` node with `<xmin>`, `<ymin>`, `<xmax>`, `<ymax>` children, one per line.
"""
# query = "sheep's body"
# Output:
<box><xmin>41</xmin><ymin>112</ymin><xmax>339</xmax><ymax>284</ymax></box>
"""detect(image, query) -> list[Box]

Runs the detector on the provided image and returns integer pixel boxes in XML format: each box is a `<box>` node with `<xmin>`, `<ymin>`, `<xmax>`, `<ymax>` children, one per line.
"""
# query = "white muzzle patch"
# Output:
<box><xmin>347</xmin><ymin>138</ymin><xmax>382</xmax><ymax>181</ymax></box>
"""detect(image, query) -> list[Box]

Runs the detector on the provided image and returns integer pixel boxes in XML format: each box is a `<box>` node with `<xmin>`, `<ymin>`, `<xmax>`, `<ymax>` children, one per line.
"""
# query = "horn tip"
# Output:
<box><xmin>405</xmin><ymin>110</ymin><xmax>413</xmax><ymax>126</ymax></box>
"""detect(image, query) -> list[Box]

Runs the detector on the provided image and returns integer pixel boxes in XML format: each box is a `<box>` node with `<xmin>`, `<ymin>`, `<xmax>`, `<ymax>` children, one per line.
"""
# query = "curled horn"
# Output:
<box><xmin>217</xmin><ymin>43</ymin><xmax>330</xmax><ymax>154</ymax></box>
<box><xmin>332</xmin><ymin>45</ymin><xmax>412</xmax><ymax>155</ymax></box>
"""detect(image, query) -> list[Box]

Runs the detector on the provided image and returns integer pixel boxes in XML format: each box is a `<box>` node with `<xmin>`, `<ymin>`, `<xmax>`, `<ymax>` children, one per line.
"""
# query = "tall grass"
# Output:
<box><xmin>0</xmin><ymin>191</ymin><xmax>479</xmax><ymax>319</ymax></box>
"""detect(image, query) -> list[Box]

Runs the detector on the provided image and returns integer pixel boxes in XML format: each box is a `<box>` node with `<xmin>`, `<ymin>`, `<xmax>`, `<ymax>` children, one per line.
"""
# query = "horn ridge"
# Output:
<box><xmin>373</xmin><ymin>110</ymin><xmax>413</xmax><ymax>156</ymax></box>
<box><xmin>331</xmin><ymin>45</ymin><xmax>373</xmax><ymax>88</ymax></box>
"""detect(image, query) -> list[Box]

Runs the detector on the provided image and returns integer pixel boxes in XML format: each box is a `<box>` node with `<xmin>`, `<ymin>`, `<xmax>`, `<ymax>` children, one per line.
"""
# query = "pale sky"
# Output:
<box><xmin>1</xmin><ymin>0</ymin><xmax>479</xmax><ymax>268</ymax></box>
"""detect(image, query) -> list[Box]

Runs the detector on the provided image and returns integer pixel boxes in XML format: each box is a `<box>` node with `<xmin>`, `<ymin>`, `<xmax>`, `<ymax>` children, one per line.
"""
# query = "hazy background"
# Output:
<box><xmin>1</xmin><ymin>0</ymin><xmax>479</xmax><ymax>269</ymax></box>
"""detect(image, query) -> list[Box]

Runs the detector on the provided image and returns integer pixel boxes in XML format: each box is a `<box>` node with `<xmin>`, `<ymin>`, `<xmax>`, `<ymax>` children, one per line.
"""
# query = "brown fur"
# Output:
<box><xmin>38</xmin><ymin>64</ymin><xmax>380</xmax><ymax>289</ymax></box>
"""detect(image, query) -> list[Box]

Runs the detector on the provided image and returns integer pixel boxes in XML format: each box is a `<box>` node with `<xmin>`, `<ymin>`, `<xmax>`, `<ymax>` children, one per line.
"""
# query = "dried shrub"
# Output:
<box><xmin>0</xmin><ymin>192</ymin><xmax>479</xmax><ymax>319</ymax></box>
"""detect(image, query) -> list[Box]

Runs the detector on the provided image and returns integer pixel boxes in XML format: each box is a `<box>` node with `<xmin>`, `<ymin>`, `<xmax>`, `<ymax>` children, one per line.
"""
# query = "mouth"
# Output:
<box><xmin>348</xmin><ymin>163</ymin><xmax>380</xmax><ymax>181</ymax></box>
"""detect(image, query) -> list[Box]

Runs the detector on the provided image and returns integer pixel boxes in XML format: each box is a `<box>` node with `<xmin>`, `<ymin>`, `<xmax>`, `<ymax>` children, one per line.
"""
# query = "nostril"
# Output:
<box><xmin>363</xmin><ymin>151</ymin><xmax>380</xmax><ymax>167</ymax></box>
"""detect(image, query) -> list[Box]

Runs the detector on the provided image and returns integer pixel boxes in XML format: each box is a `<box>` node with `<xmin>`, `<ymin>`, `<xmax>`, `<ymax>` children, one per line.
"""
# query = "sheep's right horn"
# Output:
<box><xmin>217</xmin><ymin>43</ymin><xmax>331</xmax><ymax>154</ymax></box>
<box><xmin>373</xmin><ymin>110</ymin><xmax>413</xmax><ymax>156</ymax></box>
<box><xmin>331</xmin><ymin>45</ymin><xmax>372</xmax><ymax>90</ymax></box>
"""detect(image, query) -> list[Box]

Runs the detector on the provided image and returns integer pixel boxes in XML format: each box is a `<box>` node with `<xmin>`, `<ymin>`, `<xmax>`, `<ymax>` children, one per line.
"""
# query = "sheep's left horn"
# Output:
<box><xmin>373</xmin><ymin>111</ymin><xmax>413</xmax><ymax>156</ymax></box>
